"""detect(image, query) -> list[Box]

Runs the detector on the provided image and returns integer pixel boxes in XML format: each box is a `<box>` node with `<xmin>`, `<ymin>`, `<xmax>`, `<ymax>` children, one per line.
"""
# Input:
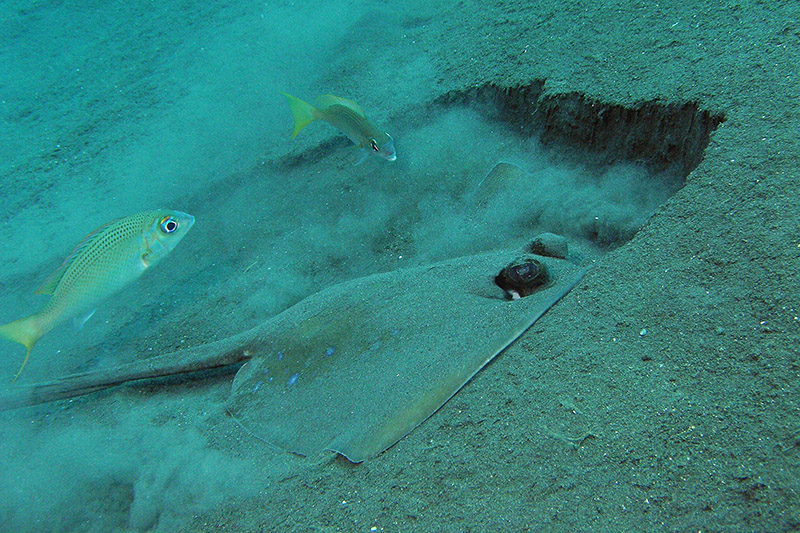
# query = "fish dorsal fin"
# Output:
<box><xmin>34</xmin><ymin>218</ymin><xmax>119</xmax><ymax>295</ymax></box>
<box><xmin>315</xmin><ymin>95</ymin><xmax>365</xmax><ymax>116</ymax></box>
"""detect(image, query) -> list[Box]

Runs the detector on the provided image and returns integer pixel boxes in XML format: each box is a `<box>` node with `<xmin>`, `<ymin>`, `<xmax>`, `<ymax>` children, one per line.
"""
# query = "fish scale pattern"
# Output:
<box><xmin>41</xmin><ymin>212</ymin><xmax>152</xmax><ymax>321</ymax></box>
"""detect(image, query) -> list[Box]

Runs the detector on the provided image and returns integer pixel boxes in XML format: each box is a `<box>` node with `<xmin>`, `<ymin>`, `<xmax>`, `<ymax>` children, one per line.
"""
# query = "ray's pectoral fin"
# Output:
<box><xmin>227</xmin><ymin>238</ymin><xmax>588</xmax><ymax>462</ymax></box>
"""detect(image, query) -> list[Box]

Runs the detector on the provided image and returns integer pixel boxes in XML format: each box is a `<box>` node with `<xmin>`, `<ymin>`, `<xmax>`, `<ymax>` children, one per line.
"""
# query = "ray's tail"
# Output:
<box><xmin>281</xmin><ymin>92</ymin><xmax>319</xmax><ymax>138</ymax></box>
<box><xmin>0</xmin><ymin>315</ymin><xmax>43</xmax><ymax>381</ymax></box>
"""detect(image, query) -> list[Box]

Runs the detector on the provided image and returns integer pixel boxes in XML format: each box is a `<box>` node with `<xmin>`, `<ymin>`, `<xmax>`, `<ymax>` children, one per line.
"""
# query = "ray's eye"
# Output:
<box><xmin>160</xmin><ymin>216</ymin><xmax>178</xmax><ymax>234</ymax></box>
<box><xmin>369</xmin><ymin>139</ymin><xmax>380</xmax><ymax>151</ymax></box>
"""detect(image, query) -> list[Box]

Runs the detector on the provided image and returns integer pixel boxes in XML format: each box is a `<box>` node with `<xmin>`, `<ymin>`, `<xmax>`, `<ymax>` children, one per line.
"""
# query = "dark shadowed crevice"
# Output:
<box><xmin>432</xmin><ymin>80</ymin><xmax>725</xmax><ymax>176</ymax></box>
<box><xmin>267</xmin><ymin>80</ymin><xmax>727</xmax><ymax>255</ymax></box>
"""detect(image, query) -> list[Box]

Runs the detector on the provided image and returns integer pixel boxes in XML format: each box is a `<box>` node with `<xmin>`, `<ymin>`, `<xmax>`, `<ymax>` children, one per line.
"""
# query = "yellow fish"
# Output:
<box><xmin>0</xmin><ymin>209</ymin><xmax>195</xmax><ymax>380</ymax></box>
<box><xmin>281</xmin><ymin>93</ymin><xmax>396</xmax><ymax>164</ymax></box>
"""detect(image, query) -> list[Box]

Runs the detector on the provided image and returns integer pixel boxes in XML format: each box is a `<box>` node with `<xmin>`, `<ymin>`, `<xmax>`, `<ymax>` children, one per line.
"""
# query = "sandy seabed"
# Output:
<box><xmin>0</xmin><ymin>0</ymin><xmax>798</xmax><ymax>531</ymax></box>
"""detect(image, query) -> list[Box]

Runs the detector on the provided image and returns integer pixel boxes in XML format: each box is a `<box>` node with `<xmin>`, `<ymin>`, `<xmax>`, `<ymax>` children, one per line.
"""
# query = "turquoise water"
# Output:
<box><xmin>1</xmin><ymin>1</ymin><xmax>797</xmax><ymax>531</ymax></box>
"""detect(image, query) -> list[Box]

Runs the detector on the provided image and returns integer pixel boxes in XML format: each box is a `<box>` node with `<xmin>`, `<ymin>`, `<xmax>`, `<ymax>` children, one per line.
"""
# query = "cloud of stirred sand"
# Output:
<box><xmin>0</xmin><ymin>7</ymin><xmax>685</xmax><ymax>531</ymax></box>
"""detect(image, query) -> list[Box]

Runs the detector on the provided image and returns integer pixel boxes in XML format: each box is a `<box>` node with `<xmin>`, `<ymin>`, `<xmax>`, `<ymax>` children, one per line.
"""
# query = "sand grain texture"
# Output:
<box><xmin>0</xmin><ymin>1</ymin><xmax>798</xmax><ymax>531</ymax></box>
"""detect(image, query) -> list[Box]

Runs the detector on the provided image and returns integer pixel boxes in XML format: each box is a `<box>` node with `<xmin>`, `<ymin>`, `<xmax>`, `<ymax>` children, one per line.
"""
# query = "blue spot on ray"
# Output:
<box><xmin>288</xmin><ymin>373</ymin><xmax>299</xmax><ymax>386</ymax></box>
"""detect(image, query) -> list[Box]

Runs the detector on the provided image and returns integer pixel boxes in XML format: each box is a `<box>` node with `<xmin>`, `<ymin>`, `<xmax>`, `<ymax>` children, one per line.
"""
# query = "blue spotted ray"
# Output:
<box><xmin>227</xmin><ymin>245</ymin><xmax>587</xmax><ymax>462</ymax></box>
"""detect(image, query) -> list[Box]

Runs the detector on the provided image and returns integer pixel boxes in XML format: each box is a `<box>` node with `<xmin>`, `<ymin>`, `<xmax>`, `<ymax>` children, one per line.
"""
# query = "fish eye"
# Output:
<box><xmin>159</xmin><ymin>216</ymin><xmax>179</xmax><ymax>234</ymax></box>
<box><xmin>369</xmin><ymin>139</ymin><xmax>380</xmax><ymax>151</ymax></box>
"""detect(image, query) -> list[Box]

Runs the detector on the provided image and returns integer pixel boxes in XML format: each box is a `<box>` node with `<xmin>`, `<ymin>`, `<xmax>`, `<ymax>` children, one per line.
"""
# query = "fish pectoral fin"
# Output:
<box><xmin>354</xmin><ymin>148</ymin><xmax>370</xmax><ymax>166</ymax></box>
<box><xmin>141</xmin><ymin>251</ymin><xmax>153</xmax><ymax>268</ymax></box>
<box><xmin>72</xmin><ymin>309</ymin><xmax>96</xmax><ymax>331</ymax></box>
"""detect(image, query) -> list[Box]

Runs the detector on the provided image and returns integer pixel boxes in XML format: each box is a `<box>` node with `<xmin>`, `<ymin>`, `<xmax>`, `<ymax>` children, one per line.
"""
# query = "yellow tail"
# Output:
<box><xmin>281</xmin><ymin>92</ymin><xmax>318</xmax><ymax>138</ymax></box>
<box><xmin>0</xmin><ymin>315</ymin><xmax>43</xmax><ymax>381</ymax></box>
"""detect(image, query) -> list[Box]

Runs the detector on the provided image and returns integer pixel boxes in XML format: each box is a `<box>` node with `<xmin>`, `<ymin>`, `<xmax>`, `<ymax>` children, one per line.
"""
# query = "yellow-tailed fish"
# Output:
<box><xmin>281</xmin><ymin>92</ymin><xmax>396</xmax><ymax>164</ymax></box>
<box><xmin>0</xmin><ymin>209</ymin><xmax>195</xmax><ymax>380</ymax></box>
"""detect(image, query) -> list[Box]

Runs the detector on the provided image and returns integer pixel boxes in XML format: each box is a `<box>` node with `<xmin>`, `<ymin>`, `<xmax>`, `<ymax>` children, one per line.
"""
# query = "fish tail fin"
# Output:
<box><xmin>281</xmin><ymin>93</ymin><xmax>318</xmax><ymax>138</ymax></box>
<box><xmin>0</xmin><ymin>316</ymin><xmax>43</xmax><ymax>382</ymax></box>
